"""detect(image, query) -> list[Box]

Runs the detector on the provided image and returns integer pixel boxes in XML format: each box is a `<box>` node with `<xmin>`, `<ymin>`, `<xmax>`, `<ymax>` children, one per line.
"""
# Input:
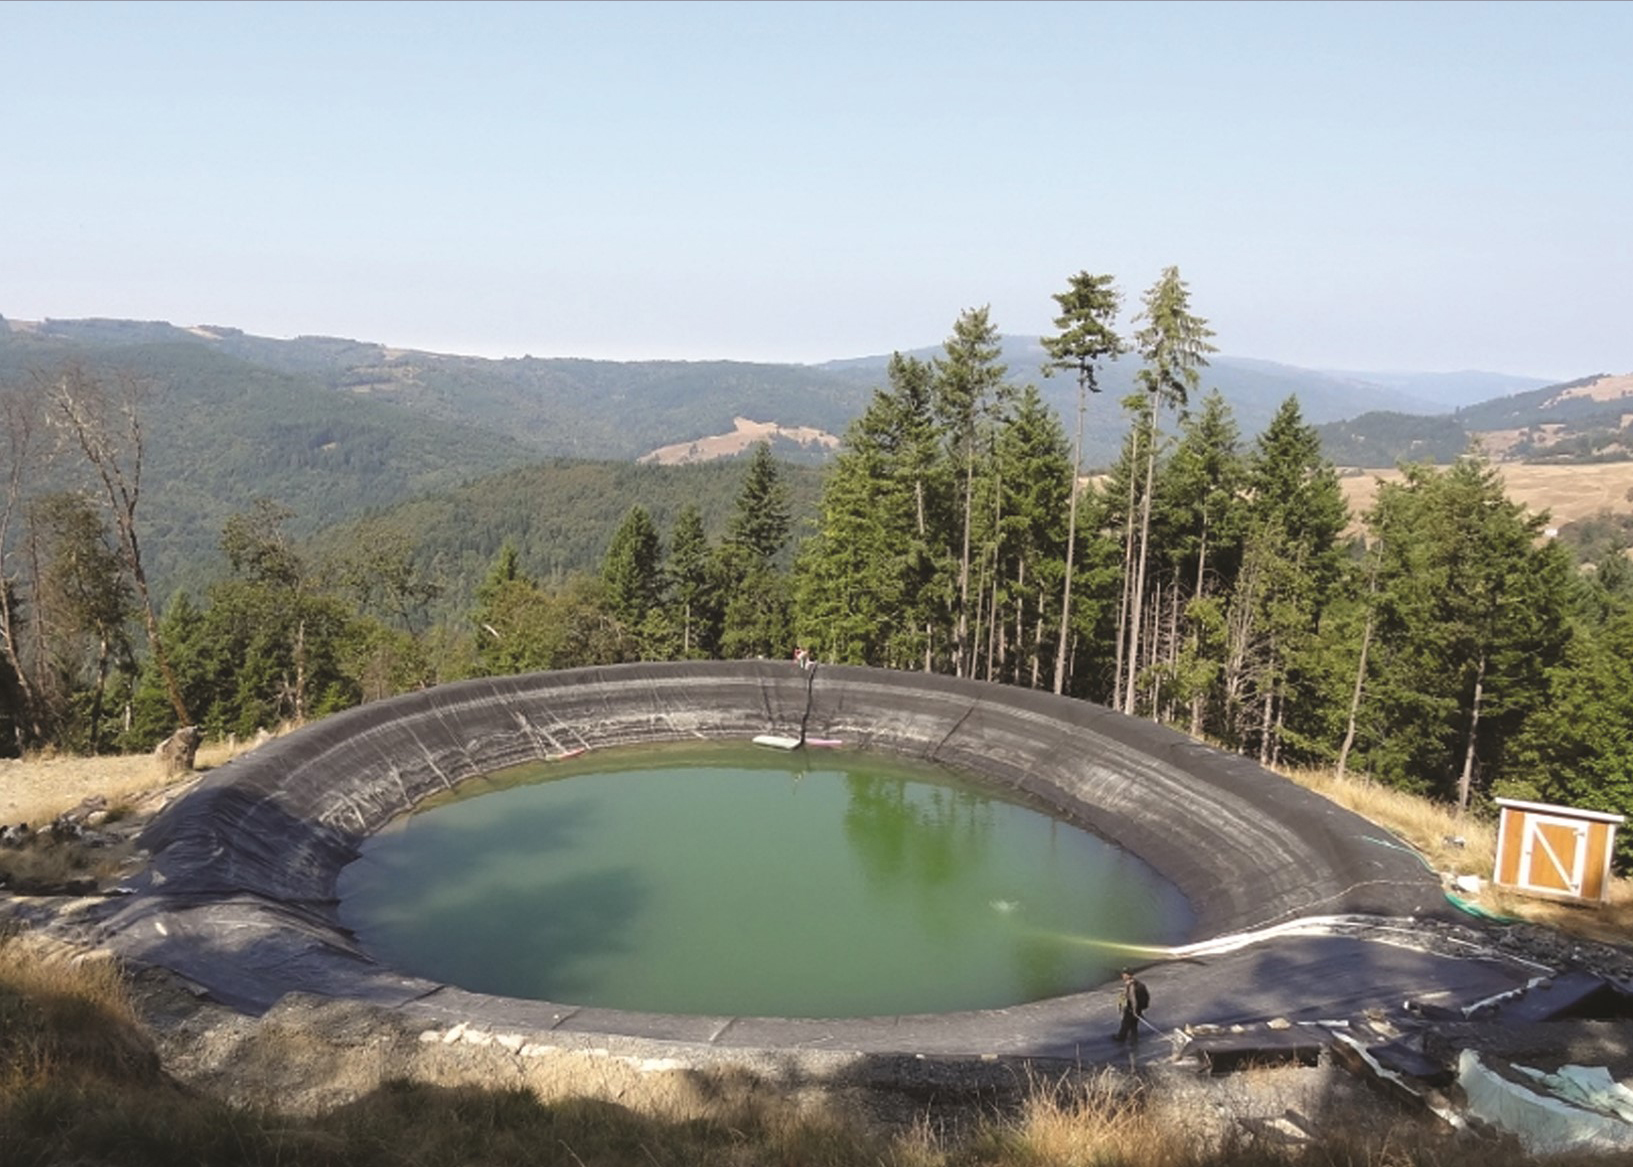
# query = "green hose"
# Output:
<box><xmin>1444</xmin><ymin>891</ymin><xmax>1520</xmax><ymax>924</ymax></box>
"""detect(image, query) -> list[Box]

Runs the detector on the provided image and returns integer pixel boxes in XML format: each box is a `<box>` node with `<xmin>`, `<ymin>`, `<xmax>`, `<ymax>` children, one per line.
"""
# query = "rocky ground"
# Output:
<box><xmin>111</xmin><ymin>958</ymin><xmax>1436</xmax><ymax>1149</ymax></box>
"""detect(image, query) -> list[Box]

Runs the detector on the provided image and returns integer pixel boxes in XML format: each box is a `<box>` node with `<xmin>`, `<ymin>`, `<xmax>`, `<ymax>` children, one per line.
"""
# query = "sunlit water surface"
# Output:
<box><xmin>337</xmin><ymin>743</ymin><xmax>1191</xmax><ymax>1017</ymax></box>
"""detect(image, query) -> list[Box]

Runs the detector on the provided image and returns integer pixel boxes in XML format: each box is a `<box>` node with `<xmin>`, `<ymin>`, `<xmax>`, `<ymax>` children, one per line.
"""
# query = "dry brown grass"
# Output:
<box><xmin>0</xmin><ymin>752</ymin><xmax>165</xmax><ymax>828</ymax></box>
<box><xmin>638</xmin><ymin>415</ymin><xmax>840</xmax><ymax>465</ymax></box>
<box><xmin>1283</xmin><ymin>768</ymin><xmax>1499</xmax><ymax>877</ymax></box>
<box><xmin>1338</xmin><ymin>462</ymin><xmax>1633</xmax><ymax>534</ymax></box>
<box><xmin>958</xmin><ymin>1066</ymin><xmax>1512</xmax><ymax>1167</ymax></box>
<box><xmin>1484</xmin><ymin>877</ymin><xmax>1633</xmax><ymax>947</ymax></box>
<box><xmin>0</xmin><ymin>929</ymin><xmax>155</xmax><ymax>1089</ymax></box>
<box><xmin>0</xmin><ymin>830</ymin><xmax>139</xmax><ymax>894</ymax></box>
<box><xmin>1283</xmin><ymin>766</ymin><xmax>1633</xmax><ymax>945</ymax></box>
<box><xmin>0</xmin><ymin>730</ymin><xmax>291</xmax><ymax>896</ymax></box>
<box><xmin>0</xmin><ymin>728</ymin><xmax>284</xmax><ymax>829</ymax></box>
<box><xmin>974</xmin><ymin>1070</ymin><xmax>1195</xmax><ymax>1166</ymax></box>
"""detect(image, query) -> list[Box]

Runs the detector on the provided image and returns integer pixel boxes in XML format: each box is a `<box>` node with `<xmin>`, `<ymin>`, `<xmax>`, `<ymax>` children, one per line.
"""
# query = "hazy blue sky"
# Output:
<box><xmin>3</xmin><ymin>1</ymin><xmax>1627</xmax><ymax>378</ymax></box>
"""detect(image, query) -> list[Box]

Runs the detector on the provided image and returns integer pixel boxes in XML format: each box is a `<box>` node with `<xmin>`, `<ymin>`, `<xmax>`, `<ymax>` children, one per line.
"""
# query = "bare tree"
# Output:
<box><xmin>33</xmin><ymin>491</ymin><xmax>135</xmax><ymax>752</ymax></box>
<box><xmin>42</xmin><ymin>365</ymin><xmax>190</xmax><ymax>728</ymax></box>
<box><xmin>1336</xmin><ymin>536</ymin><xmax>1382</xmax><ymax>781</ymax></box>
<box><xmin>0</xmin><ymin>388</ymin><xmax>47</xmax><ymax>746</ymax></box>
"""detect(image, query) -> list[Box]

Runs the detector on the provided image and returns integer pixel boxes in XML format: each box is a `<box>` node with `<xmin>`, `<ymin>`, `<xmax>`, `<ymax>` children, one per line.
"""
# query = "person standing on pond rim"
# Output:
<box><xmin>1115</xmin><ymin>969</ymin><xmax>1149</xmax><ymax>1042</ymax></box>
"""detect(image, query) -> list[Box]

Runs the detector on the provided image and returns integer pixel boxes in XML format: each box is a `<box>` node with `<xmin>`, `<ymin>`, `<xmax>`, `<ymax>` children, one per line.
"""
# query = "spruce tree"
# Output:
<box><xmin>794</xmin><ymin>383</ymin><xmax>917</xmax><ymax>666</ymax></box>
<box><xmin>1155</xmin><ymin>391</ymin><xmax>1243</xmax><ymax>734</ymax></box>
<box><xmin>602</xmin><ymin>505</ymin><xmax>663</xmax><ymax>634</ymax></box>
<box><xmin>1227</xmin><ymin>397</ymin><xmax>1348</xmax><ymax>763</ymax></box>
<box><xmin>993</xmin><ymin>384</ymin><xmax>1073</xmax><ymax>688</ymax></box>
<box><xmin>32</xmin><ymin>492</ymin><xmax>134</xmax><ymax>752</ymax></box>
<box><xmin>1041</xmin><ymin>272</ymin><xmax>1124</xmax><ymax>693</ymax></box>
<box><xmin>1362</xmin><ymin>456</ymin><xmax>1573</xmax><ymax>807</ymax></box>
<box><xmin>1507</xmin><ymin>608</ymin><xmax>1633</xmax><ymax>863</ymax></box>
<box><xmin>1125</xmin><ymin>267</ymin><xmax>1215</xmax><ymax>713</ymax></box>
<box><xmin>932</xmin><ymin>308</ymin><xmax>1008</xmax><ymax>678</ymax></box>
<box><xmin>881</xmin><ymin>353</ymin><xmax>951</xmax><ymax>671</ymax></box>
<box><xmin>719</xmin><ymin>443</ymin><xmax>793</xmax><ymax>658</ymax></box>
<box><xmin>724</xmin><ymin>442</ymin><xmax>791</xmax><ymax>566</ymax></box>
<box><xmin>665</xmin><ymin>504</ymin><xmax>713</xmax><ymax>658</ymax></box>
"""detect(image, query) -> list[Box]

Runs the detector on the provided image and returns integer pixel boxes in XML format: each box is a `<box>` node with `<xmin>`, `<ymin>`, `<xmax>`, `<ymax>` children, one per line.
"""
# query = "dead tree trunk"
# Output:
<box><xmin>44</xmin><ymin>366</ymin><xmax>190</xmax><ymax>728</ymax></box>
<box><xmin>1457</xmin><ymin>650</ymin><xmax>1488</xmax><ymax>813</ymax></box>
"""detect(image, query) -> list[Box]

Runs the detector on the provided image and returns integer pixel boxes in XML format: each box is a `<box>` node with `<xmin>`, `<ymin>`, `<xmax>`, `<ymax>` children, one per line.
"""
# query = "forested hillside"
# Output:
<box><xmin>305</xmin><ymin>457</ymin><xmax>825</xmax><ymax>619</ymax></box>
<box><xmin>2</xmin><ymin>317</ymin><xmax>871</xmax><ymax>463</ymax></box>
<box><xmin>1315</xmin><ymin>412</ymin><xmax>1475</xmax><ymax>467</ymax></box>
<box><xmin>3</xmin><ymin>284</ymin><xmax>1630</xmax><ymax>865</ymax></box>
<box><xmin>7</xmin><ymin>316</ymin><xmax>1565</xmax><ymax>484</ymax></box>
<box><xmin>0</xmin><ymin>328</ymin><xmax>544</xmax><ymax>595</ymax></box>
<box><xmin>823</xmin><ymin>341</ymin><xmax>1521</xmax><ymax>466</ymax></box>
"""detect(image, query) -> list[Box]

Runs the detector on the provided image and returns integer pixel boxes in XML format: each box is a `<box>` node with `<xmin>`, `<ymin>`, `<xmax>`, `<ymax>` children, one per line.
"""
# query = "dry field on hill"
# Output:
<box><xmin>638</xmin><ymin>416</ymin><xmax>839</xmax><ymax>464</ymax></box>
<box><xmin>1339</xmin><ymin>461</ymin><xmax>1633</xmax><ymax>530</ymax></box>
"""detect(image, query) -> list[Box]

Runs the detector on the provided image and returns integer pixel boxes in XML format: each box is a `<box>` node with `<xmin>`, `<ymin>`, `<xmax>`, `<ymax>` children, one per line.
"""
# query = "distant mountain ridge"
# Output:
<box><xmin>1315</xmin><ymin>368</ymin><xmax>1553</xmax><ymax>411</ymax></box>
<box><xmin>0</xmin><ymin>321</ymin><xmax>547</xmax><ymax>598</ymax></box>
<box><xmin>3</xmin><ymin>316</ymin><xmax>870</xmax><ymax>465</ymax></box>
<box><xmin>6</xmin><ymin>315</ymin><xmax>1555</xmax><ymax>472</ymax></box>
<box><xmin>1317</xmin><ymin>373</ymin><xmax>1633</xmax><ymax>467</ymax></box>
<box><xmin>820</xmin><ymin>339</ymin><xmax>1555</xmax><ymax>464</ymax></box>
<box><xmin>2</xmin><ymin>312</ymin><xmax>1616</xmax><ymax>608</ymax></box>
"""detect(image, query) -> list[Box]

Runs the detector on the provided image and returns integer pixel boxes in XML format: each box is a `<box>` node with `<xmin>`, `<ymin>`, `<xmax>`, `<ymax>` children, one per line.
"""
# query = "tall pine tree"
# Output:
<box><xmin>1041</xmin><ymin>271</ymin><xmax>1124</xmax><ymax>694</ymax></box>
<box><xmin>1124</xmin><ymin>267</ymin><xmax>1215</xmax><ymax>713</ymax></box>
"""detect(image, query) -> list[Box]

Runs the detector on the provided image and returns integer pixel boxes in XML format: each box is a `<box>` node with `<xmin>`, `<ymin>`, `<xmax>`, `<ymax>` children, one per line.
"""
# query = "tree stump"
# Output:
<box><xmin>154</xmin><ymin>725</ymin><xmax>202</xmax><ymax>776</ymax></box>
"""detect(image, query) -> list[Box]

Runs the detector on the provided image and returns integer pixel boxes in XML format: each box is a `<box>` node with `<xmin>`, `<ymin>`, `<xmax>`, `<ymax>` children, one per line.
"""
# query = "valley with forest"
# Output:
<box><xmin>4</xmin><ymin>278</ymin><xmax>1632</xmax><ymax>852</ymax></box>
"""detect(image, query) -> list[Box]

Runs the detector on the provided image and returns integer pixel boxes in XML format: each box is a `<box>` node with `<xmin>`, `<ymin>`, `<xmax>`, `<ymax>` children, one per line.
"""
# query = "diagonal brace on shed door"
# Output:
<box><xmin>1523</xmin><ymin>816</ymin><xmax>1586</xmax><ymax>896</ymax></box>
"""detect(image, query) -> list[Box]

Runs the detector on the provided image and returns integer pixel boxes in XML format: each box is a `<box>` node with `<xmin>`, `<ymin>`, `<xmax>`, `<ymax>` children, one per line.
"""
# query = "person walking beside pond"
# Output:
<box><xmin>1115</xmin><ymin>969</ymin><xmax>1149</xmax><ymax>1042</ymax></box>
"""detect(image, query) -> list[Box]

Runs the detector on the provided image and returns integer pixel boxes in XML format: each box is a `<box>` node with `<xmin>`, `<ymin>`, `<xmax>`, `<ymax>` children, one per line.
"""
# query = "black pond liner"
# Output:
<box><xmin>94</xmin><ymin>661</ymin><xmax>1455</xmax><ymax>1055</ymax></box>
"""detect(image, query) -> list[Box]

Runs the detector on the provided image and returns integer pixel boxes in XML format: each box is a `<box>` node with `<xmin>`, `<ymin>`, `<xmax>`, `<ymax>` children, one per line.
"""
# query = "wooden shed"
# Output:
<box><xmin>1493</xmin><ymin>798</ymin><xmax>1624</xmax><ymax>905</ymax></box>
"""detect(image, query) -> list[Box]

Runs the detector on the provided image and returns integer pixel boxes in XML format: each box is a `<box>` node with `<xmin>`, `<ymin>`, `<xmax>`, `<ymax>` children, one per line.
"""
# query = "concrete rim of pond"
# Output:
<box><xmin>94</xmin><ymin>661</ymin><xmax>1464</xmax><ymax>1061</ymax></box>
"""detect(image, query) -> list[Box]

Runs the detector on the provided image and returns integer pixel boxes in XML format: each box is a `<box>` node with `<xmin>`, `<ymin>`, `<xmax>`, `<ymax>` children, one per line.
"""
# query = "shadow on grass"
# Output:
<box><xmin>5</xmin><ymin>1053</ymin><xmax>1594</xmax><ymax>1167</ymax></box>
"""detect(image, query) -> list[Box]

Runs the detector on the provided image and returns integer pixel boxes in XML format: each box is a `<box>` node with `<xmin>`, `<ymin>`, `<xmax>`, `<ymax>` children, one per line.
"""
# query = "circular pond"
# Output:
<box><xmin>337</xmin><ymin>742</ymin><xmax>1192</xmax><ymax>1018</ymax></box>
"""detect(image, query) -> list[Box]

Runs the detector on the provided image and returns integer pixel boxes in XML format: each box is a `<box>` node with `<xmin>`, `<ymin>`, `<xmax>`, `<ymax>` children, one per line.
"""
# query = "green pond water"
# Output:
<box><xmin>336</xmin><ymin>743</ymin><xmax>1192</xmax><ymax>1018</ymax></box>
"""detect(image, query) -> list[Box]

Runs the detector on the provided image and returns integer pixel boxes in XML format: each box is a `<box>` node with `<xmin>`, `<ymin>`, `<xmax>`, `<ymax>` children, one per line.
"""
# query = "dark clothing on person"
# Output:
<box><xmin>1115</xmin><ymin>974</ymin><xmax>1150</xmax><ymax>1042</ymax></box>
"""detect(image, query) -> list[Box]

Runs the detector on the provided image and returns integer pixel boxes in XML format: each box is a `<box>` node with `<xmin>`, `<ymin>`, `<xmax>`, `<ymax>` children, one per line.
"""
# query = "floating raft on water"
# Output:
<box><xmin>752</xmin><ymin>734</ymin><xmax>801</xmax><ymax>750</ymax></box>
<box><xmin>751</xmin><ymin>735</ymin><xmax>845</xmax><ymax>750</ymax></box>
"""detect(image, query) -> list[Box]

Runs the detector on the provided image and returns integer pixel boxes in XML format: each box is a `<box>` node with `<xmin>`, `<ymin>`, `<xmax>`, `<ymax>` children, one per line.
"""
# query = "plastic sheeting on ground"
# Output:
<box><xmin>1459</xmin><ymin>1050</ymin><xmax>1633</xmax><ymax>1154</ymax></box>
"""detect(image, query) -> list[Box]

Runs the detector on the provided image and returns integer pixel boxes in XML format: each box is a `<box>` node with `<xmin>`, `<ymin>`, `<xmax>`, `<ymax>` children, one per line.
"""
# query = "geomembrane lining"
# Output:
<box><xmin>95</xmin><ymin>661</ymin><xmax>1465</xmax><ymax>1054</ymax></box>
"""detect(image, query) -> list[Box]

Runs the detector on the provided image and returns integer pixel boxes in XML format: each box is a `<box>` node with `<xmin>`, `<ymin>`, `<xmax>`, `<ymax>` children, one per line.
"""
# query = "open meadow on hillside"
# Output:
<box><xmin>1339</xmin><ymin>462</ymin><xmax>1633</xmax><ymax>531</ymax></box>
